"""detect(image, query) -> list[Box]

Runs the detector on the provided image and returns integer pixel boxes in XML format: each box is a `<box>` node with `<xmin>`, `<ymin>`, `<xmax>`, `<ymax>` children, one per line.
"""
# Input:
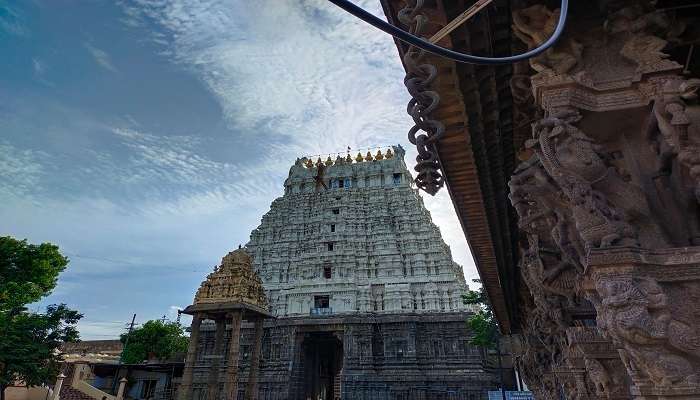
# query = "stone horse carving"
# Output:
<box><xmin>529</xmin><ymin>110</ymin><xmax>640</xmax><ymax>250</ymax></box>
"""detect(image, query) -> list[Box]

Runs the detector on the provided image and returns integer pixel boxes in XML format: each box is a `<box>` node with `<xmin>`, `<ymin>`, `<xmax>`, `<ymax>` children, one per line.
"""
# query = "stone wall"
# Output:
<box><xmin>191</xmin><ymin>313</ymin><xmax>499</xmax><ymax>400</ymax></box>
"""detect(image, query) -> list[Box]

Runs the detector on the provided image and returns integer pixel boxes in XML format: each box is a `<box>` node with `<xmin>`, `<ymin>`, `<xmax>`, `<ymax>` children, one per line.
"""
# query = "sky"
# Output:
<box><xmin>0</xmin><ymin>0</ymin><xmax>477</xmax><ymax>339</ymax></box>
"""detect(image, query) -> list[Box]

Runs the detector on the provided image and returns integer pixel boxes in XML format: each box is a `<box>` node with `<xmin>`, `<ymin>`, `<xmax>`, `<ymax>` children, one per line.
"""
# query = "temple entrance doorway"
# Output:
<box><xmin>301</xmin><ymin>332</ymin><xmax>343</xmax><ymax>400</ymax></box>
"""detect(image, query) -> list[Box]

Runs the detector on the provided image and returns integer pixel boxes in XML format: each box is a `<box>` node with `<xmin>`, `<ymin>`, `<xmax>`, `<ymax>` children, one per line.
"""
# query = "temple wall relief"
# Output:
<box><xmin>510</xmin><ymin>2</ymin><xmax>700</xmax><ymax>399</ymax></box>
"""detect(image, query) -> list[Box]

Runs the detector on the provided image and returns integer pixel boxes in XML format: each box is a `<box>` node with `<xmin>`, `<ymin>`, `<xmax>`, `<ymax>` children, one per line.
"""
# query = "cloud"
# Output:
<box><xmin>106</xmin><ymin>126</ymin><xmax>286</xmax><ymax>215</ymax></box>
<box><xmin>84</xmin><ymin>42</ymin><xmax>118</xmax><ymax>72</ymax></box>
<box><xmin>119</xmin><ymin>0</ymin><xmax>409</xmax><ymax>156</ymax></box>
<box><xmin>4</xmin><ymin>0</ymin><xmax>480</xmax><ymax>339</ymax></box>
<box><xmin>117</xmin><ymin>0</ymin><xmax>480</xmax><ymax>283</ymax></box>
<box><xmin>167</xmin><ymin>305</ymin><xmax>183</xmax><ymax>321</ymax></box>
<box><xmin>32</xmin><ymin>58</ymin><xmax>44</xmax><ymax>74</ymax></box>
<box><xmin>0</xmin><ymin>3</ymin><xmax>27</xmax><ymax>36</ymax></box>
<box><xmin>77</xmin><ymin>320</ymin><xmax>127</xmax><ymax>339</ymax></box>
<box><xmin>0</xmin><ymin>141</ymin><xmax>49</xmax><ymax>200</ymax></box>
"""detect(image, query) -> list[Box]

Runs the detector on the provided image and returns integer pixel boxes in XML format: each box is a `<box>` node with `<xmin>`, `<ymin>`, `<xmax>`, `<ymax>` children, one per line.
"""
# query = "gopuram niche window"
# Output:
<box><xmin>327</xmin><ymin>242</ymin><xmax>334</xmax><ymax>251</ymax></box>
<box><xmin>314</xmin><ymin>295</ymin><xmax>329</xmax><ymax>309</ymax></box>
<box><xmin>332</xmin><ymin>208</ymin><xmax>340</xmax><ymax>215</ymax></box>
<box><xmin>393</xmin><ymin>173</ymin><xmax>401</xmax><ymax>185</ymax></box>
<box><xmin>330</xmin><ymin>224</ymin><xmax>335</xmax><ymax>232</ymax></box>
<box><xmin>323</xmin><ymin>266</ymin><xmax>332</xmax><ymax>279</ymax></box>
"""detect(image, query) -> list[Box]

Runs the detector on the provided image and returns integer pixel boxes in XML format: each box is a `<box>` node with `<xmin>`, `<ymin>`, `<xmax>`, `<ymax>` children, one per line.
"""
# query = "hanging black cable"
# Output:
<box><xmin>327</xmin><ymin>0</ymin><xmax>569</xmax><ymax>65</ymax></box>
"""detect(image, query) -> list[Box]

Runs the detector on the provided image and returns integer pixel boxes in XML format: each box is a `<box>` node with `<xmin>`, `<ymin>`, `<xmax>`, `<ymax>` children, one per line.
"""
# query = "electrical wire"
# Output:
<box><xmin>326</xmin><ymin>0</ymin><xmax>569</xmax><ymax>65</ymax></box>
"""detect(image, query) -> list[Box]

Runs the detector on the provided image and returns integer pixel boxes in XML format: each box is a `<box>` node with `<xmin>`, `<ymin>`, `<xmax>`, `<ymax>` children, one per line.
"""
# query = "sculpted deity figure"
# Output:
<box><xmin>510</xmin><ymin>157</ymin><xmax>585</xmax><ymax>267</ymax></box>
<box><xmin>530</xmin><ymin>109</ymin><xmax>669</xmax><ymax>250</ymax></box>
<box><xmin>595</xmin><ymin>276</ymin><xmax>699</xmax><ymax>386</ymax></box>
<box><xmin>529</xmin><ymin>110</ymin><xmax>639</xmax><ymax>250</ymax></box>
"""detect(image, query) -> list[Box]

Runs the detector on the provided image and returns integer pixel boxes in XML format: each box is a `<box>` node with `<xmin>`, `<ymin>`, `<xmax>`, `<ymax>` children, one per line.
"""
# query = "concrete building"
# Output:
<box><xmin>188</xmin><ymin>148</ymin><xmax>503</xmax><ymax>399</ymax></box>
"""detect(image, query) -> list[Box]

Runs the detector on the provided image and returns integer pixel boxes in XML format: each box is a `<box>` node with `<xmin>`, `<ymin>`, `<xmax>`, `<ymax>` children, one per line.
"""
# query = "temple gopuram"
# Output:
<box><xmin>183</xmin><ymin>148</ymin><xmax>503</xmax><ymax>399</ymax></box>
<box><xmin>378</xmin><ymin>0</ymin><xmax>700</xmax><ymax>399</ymax></box>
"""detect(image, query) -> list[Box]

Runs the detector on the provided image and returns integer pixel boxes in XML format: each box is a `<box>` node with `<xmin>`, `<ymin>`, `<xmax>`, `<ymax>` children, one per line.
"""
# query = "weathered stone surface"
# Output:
<box><xmin>193</xmin><ymin>249</ymin><xmax>268</xmax><ymax>310</ymax></box>
<box><xmin>191</xmin><ymin>314</ymin><xmax>498</xmax><ymax>400</ymax></box>
<box><xmin>506</xmin><ymin>2</ymin><xmax>700</xmax><ymax>399</ymax></box>
<box><xmin>246</xmin><ymin>145</ymin><xmax>470</xmax><ymax>317</ymax></box>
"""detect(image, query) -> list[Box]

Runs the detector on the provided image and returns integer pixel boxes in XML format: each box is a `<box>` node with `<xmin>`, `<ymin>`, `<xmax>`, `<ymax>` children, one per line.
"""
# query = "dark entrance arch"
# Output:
<box><xmin>301</xmin><ymin>332</ymin><xmax>343</xmax><ymax>400</ymax></box>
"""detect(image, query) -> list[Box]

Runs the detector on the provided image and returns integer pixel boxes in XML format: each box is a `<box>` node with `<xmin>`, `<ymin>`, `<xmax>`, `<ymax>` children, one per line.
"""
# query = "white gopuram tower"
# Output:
<box><xmin>246</xmin><ymin>145</ymin><xmax>470</xmax><ymax>317</ymax></box>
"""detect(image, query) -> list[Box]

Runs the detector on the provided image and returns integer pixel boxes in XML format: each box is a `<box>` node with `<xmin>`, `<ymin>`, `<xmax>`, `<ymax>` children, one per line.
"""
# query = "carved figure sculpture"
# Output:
<box><xmin>529</xmin><ymin>110</ymin><xmax>640</xmax><ymax>250</ymax></box>
<box><xmin>512</xmin><ymin>5</ymin><xmax>582</xmax><ymax>74</ymax></box>
<box><xmin>606</xmin><ymin>3</ymin><xmax>686</xmax><ymax>72</ymax></box>
<box><xmin>595</xmin><ymin>276</ymin><xmax>699</xmax><ymax>386</ymax></box>
<box><xmin>653</xmin><ymin>79</ymin><xmax>700</xmax><ymax>199</ymax></box>
<box><xmin>510</xmin><ymin>157</ymin><xmax>586</xmax><ymax>267</ymax></box>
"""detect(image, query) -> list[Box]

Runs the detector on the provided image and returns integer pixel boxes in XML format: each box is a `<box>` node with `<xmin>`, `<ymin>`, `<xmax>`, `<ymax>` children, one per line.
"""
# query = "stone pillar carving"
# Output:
<box><xmin>179</xmin><ymin>314</ymin><xmax>202</xmax><ymax>400</ymax></box>
<box><xmin>508</xmin><ymin>1</ymin><xmax>700</xmax><ymax>398</ymax></box>
<box><xmin>224</xmin><ymin>311</ymin><xmax>243</xmax><ymax>400</ymax></box>
<box><xmin>207</xmin><ymin>318</ymin><xmax>225</xmax><ymax>400</ymax></box>
<box><xmin>245</xmin><ymin>319</ymin><xmax>264</xmax><ymax>400</ymax></box>
<box><xmin>585</xmin><ymin>247</ymin><xmax>700</xmax><ymax>399</ymax></box>
<box><xmin>566</xmin><ymin>327</ymin><xmax>631</xmax><ymax>400</ymax></box>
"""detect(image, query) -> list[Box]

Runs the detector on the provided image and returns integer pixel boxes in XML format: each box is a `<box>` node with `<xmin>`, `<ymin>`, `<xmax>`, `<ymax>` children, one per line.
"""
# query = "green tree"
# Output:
<box><xmin>462</xmin><ymin>280</ymin><xmax>498</xmax><ymax>349</ymax></box>
<box><xmin>119</xmin><ymin>320</ymin><xmax>188</xmax><ymax>364</ymax></box>
<box><xmin>0</xmin><ymin>237</ymin><xmax>82</xmax><ymax>400</ymax></box>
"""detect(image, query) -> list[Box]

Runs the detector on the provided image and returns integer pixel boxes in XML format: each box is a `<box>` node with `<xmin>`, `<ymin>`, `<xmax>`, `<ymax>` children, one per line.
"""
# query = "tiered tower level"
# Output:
<box><xmin>246</xmin><ymin>145</ymin><xmax>470</xmax><ymax>317</ymax></box>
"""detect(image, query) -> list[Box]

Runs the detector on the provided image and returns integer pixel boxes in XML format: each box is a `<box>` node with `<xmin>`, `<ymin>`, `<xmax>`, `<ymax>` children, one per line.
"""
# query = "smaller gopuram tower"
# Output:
<box><xmin>179</xmin><ymin>248</ymin><xmax>272</xmax><ymax>400</ymax></box>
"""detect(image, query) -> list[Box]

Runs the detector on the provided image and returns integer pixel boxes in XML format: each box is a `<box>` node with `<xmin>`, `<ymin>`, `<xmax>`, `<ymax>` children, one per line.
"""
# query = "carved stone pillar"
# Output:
<box><xmin>179</xmin><ymin>314</ymin><xmax>202</xmax><ymax>400</ymax></box>
<box><xmin>224</xmin><ymin>311</ymin><xmax>243</xmax><ymax>400</ymax></box>
<box><xmin>244</xmin><ymin>319</ymin><xmax>264</xmax><ymax>400</ymax></box>
<box><xmin>566</xmin><ymin>327</ymin><xmax>632</xmax><ymax>400</ymax></box>
<box><xmin>585</xmin><ymin>247</ymin><xmax>700</xmax><ymax>399</ymax></box>
<box><xmin>207</xmin><ymin>318</ymin><xmax>225</xmax><ymax>400</ymax></box>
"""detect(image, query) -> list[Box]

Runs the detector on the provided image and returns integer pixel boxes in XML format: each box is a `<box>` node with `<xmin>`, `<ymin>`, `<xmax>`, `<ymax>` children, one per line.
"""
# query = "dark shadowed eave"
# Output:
<box><xmin>379</xmin><ymin>0</ymin><xmax>520</xmax><ymax>333</ymax></box>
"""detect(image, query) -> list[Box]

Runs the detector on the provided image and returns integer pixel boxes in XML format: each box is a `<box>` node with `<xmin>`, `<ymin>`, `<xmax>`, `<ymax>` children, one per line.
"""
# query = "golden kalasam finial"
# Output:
<box><xmin>325</xmin><ymin>156</ymin><xmax>334</xmax><ymax>166</ymax></box>
<box><xmin>365</xmin><ymin>151</ymin><xmax>373</xmax><ymax>161</ymax></box>
<box><xmin>305</xmin><ymin>158</ymin><xmax>314</xmax><ymax>168</ymax></box>
<box><xmin>316</xmin><ymin>157</ymin><xmax>323</xmax><ymax>166</ymax></box>
<box><xmin>346</xmin><ymin>153</ymin><xmax>353</xmax><ymax>163</ymax></box>
<box><xmin>335</xmin><ymin>155</ymin><xmax>343</xmax><ymax>165</ymax></box>
<box><xmin>356</xmin><ymin>152</ymin><xmax>364</xmax><ymax>162</ymax></box>
<box><xmin>385</xmin><ymin>148</ymin><xmax>394</xmax><ymax>159</ymax></box>
<box><xmin>375</xmin><ymin>149</ymin><xmax>384</xmax><ymax>160</ymax></box>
